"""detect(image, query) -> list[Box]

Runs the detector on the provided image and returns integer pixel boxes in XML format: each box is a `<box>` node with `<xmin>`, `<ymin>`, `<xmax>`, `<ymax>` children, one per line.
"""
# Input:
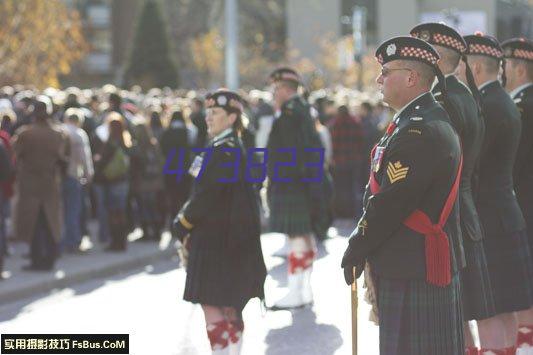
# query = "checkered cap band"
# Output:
<box><xmin>468</xmin><ymin>43</ymin><xmax>503</xmax><ymax>58</ymax></box>
<box><xmin>513</xmin><ymin>49</ymin><xmax>533</xmax><ymax>61</ymax></box>
<box><xmin>205</xmin><ymin>94</ymin><xmax>243</xmax><ymax>112</ymax></box>
<box><xmin>400</xmin><ymin>46</ymin><xmax>439</xmax><ymax>65</ymax></box>
<box><xmin>433</xmin><ymin>33</ymin><xmax>466</xmax><ymax>53</ymax></box>
<box><xmin>279</xmin><ymin>72</ymin><xmax>299</xmax><ymax>82</ymax></box>
<box><xmin>270</xmin><ymin>70</ymin><xmax>300</xmax><ymax>83</ymax></box>
<box><xmin>205</xmin><ymin>98</ymin><xmax>216</xmax><ymax>107</ymax></box>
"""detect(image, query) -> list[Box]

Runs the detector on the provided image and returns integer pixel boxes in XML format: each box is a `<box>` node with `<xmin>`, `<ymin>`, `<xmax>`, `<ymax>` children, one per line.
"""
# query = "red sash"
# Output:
<box><xmin>368</xmin><ymin>125</ymin><xmax>462</xmax><ymax>287</ymax></box>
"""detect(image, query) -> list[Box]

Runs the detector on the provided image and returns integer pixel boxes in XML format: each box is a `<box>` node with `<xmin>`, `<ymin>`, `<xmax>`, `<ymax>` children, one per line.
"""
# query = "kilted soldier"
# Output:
<box><xmin>459</xmin><ymin>32</ymin><xmax>533</xmax><ymax>354</ymax></box>
<box><xmin>341</xmin><ymin>36</ymin><xmax>465</xmax><ymax>355</ymax></box>
<box><xmin>173</xmin><ymin>89</ymin><xmax>267</xmax><ymax>355</ymax></box>
<box><xmin>502</xmin><ymin>37</ymin><xmax>533</xmax><ymax>350</ymax></box>
<box><xmin>266</xmin><ymin>67</ymin><xmax>324</xmax><ymax>310</ymax></box>
<box><xmin>410</xmin><ymin>23</ymin><xmax>496</xmax><ymax>355</ymax></box>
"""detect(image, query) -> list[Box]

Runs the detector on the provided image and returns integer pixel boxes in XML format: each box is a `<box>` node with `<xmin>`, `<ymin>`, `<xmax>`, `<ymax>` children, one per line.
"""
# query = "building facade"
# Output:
<box><xmin>287</xmin><ymin>0</ymin><xmax>532</xmax><ymax>67</ymax></box>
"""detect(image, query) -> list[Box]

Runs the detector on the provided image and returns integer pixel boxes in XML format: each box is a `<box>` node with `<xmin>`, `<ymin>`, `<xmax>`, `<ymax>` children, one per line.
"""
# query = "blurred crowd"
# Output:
<box><xmin>0</xmin><ymin>84</ymin><xmax>392</xmax><ymax>277</ymax></box>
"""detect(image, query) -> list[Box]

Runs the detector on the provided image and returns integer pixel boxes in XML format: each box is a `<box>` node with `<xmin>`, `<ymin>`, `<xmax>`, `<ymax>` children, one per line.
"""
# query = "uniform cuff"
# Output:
<box><xmin>173</xmin><ymin>215</ymin><xmax>193</xmax><ymax>242</ymax></box>
<box><xmin>179</xmin><ymin>215</ymin><xmax>194</xmax><ymax>230</ymax></box>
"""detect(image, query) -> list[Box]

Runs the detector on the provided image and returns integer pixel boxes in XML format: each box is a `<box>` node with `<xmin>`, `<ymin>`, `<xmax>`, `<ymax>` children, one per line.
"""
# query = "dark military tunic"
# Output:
<box><xmin>477</xmin><ymin>80</ymin><xmax>533</xmax><ymax>313</ymax></box>
<box><xmin>178</xmin><ymin>129</ymin><xmax>267</xmax><ymax>311</ymax></box>
<box><xmin>266</xmin><ymin>95</ymin><xmax>323</xmax><ymax>235</ymax></box>
<box><xmin>433</xmin><ymin>75</ymin><xmax>495</xmax><ymax>320</ymax></box>
<box><xmin>351</xmin><ymin>92</ymin><xmax>464</xmax><ymax>355</ymax></box>
<box><xmin>513</xmin><ymin>83</ymin><xmax>533</xmax><ymax>261</ymax></box>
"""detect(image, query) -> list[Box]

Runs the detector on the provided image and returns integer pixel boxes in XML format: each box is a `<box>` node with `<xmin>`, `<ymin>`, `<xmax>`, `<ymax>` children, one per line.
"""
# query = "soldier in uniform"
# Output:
<box><xmin>173</xmin><ymin>90</ymin><xmax>267</xmax><ymax>355</ymax></box>
<box><xmin>410</xmin><ymin>23</ymin><xmax>496</xmax><ymax>355</ymax></box>
<box><xmin>266</xmin><ymin>68</ymin><xmax>324</xmax><ymax>310</ymax></box>
<box><xmin>458</xmin><ymin>33</ymin><xmax>533</xmax><ymax>354</ymax></box>
<box><xmin>341</xmin><ymin>36</ymin><xmax>465</xmax><ymax>354</ymax></box>
<box><xmin>502</xmin><ymin>37</ymin><xmax>533</xmax><ymax>349</ymax></box>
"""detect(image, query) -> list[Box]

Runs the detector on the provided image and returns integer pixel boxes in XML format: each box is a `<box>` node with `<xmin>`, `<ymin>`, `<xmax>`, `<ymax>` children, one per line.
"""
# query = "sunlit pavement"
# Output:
<box><xmin>0</xmin><ymin>220</ymin><xmax>380</xmax><ymax>355</ymax></box>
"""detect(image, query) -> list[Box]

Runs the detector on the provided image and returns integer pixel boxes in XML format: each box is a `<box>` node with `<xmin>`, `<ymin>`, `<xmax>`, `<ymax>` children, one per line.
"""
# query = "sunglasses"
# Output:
<box><xmin>380</xmin><ymin>67</ymin><xmax>413</xmax><ymax>77</ymax></box>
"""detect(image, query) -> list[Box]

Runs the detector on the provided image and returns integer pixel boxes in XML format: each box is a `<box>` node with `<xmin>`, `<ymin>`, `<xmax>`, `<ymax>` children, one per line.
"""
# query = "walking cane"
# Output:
<box><xmin>351</xmin><ymin>266</ymin><xmax>358</xmax><ymax>355</ymax></box>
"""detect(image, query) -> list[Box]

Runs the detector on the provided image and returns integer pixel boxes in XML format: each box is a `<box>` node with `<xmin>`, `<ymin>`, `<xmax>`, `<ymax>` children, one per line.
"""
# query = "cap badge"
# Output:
<box><xmin>217</xmin><ymin>95</ymin><xmax>227</xmax><ymax>106</ymax></box>
<box><xmin>386</xmin><ymin>43</ymin><xmax>397</xmax><ymax>56</ymax></box>
<box><xmin>420</xmin><ymin>30</ymin><xmax>431</xmax><ymax>41</ymax></box>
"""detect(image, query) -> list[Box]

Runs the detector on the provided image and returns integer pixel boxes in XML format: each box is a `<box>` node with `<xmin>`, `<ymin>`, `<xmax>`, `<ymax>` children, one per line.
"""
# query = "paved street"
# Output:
<box><xmin>0</xmin><ymin>221</ymin><xmax>380</xmax><ymax>355</ymax></box>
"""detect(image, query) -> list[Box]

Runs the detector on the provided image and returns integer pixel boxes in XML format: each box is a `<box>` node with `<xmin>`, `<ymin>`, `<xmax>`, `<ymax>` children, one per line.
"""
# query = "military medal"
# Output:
<box><xmin>188</xmin><ymin>154</ymin><xmax>204</xmax><ymax>178</ymax></box>
<box><xmin>372</xmin><ymin>146</ymin><xmax>385</xmax><ymax>173</ymax></box>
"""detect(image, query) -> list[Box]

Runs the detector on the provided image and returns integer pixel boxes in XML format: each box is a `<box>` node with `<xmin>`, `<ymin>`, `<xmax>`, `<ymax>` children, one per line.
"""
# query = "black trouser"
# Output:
<box><xmin>108</xmin><ymin>210</ymin><xmax>127</xmax><ymax>250</ymax></box>
<box><xmin>30</xmin><ymin>208</ymin><xmax>57</xmax><ymax>268</ymax></box>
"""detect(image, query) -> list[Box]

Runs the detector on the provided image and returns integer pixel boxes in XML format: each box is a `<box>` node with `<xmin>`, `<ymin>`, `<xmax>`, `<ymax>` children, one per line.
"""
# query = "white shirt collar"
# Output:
<box><xmin>478</xmin><ymin>79</ymin><xmax>499</xmax><ymax>91</ymax></box>
<box><xmin>431</xmin><ymin>73</ymin><xmax>455</xmax><ymax>91</ymax></box>
<box><xmin>509</xmin><ymin>82</ymin><xmax>533</xmax><ymax>99</ymax></box>
<box><xmin>212</xmin><ymin>128</ymin><xmax>233</xmax><ymax>142</ymax></box>
<box><xmin>393</xmin><ymin>92</ymin><xmax>429</xmax><ymax>122</ymax></box>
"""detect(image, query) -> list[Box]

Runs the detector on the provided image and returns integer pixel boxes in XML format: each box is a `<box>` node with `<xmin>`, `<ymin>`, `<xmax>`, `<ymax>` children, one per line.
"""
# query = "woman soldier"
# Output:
<box><xmin>173</xmin><ymin>89</ymin><xmax>267</xmax><ymax>355</ymax></box>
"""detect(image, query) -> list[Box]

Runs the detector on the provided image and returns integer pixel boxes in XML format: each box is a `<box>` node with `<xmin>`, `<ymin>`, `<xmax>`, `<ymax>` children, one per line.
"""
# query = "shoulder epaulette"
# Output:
<box><xmin>213</xmin><ymin>136</ymin><xmax>236</xmax><ymax>147</ymax></box>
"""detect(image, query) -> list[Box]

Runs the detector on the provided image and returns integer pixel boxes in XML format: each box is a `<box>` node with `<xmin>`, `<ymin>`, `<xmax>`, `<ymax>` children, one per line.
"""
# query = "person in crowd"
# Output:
<box><xmin>12</xmin><ymin>96</ymin><xmax>69</xmax><ymax>271</ymax></box>
<box><xmin>342</xmin><ymin>36</ymin><xmax>465</xmax><ymax>354</ymax></box>
<box><xmin>411</xmin><ymin>22</ymin><xmax>496</xmax><ymax>355</ymax></box>
<box><xmin>93</xmin><ymin>112</ymin><xmax>131</xmax><ymax>252</ymax></box>
<box><xmin>311</xmin><ymin>112</ymin><xmax>333</xmax><ymax>241</ymax></box>
<box><xmin>149</xmin><ymin>109</ymin><xmax>164</xmax><ymax>141</ymax></box>
<box><xmin>160</xmin><ymin>110</ymin><xmax>195</xmax><ymax>229</ymax></box>
<box><xmin>266</xmin><ymin>67</ymin><xmax>323</xmax><ymax>310</ymax></box>
<box><xmin>60</xmin><ymin>108</ymin><xmax>94</xmax><ymax>254</ymax></box>
<box><xmin>457</xmin><ymin>32</ymin><xmax>533</xmax><ymax>354</ymax></box>
<box><xmin>328</xmin><ymin>105</ymin><xmax>364</xmax><ymax>218</ymax></box>
<box><xmin>358</xmin><ymin>101</ymin><xmax>381</xmax><ymax>185</ymax></box>
<box><xmin>190</xmin><ymin>97</ymin><xmax>207</xmax><ymax>149</ymax></box>
<box><xmin>0</xmin><ymin>139</ymin><xmax>13</xmax><ymax>279</ymax></box>
<box><xmin>1</xmin><ymin>108</ymin><xmax>17</xmax><ymax>136</ymax></box>
<box><xmin>0</xmin><ymin>109</ymin><xmax>16</xmax><ymax>263</ymax></box>
<box><xmin>173</xmin><ymin>89</ymin><xmax>266</xmax><ymax>355</ymax></box>
<box><xmin>502</xmin><ymin>37</ymin><xmax>533</xmax><ymax>351</ymax></box>
<box><xmin>130</xmin><ymin>121</ymin><xmax>164</xmax><ymax>242</ymax></box>
<box><xmin>12</xmin><ymin>94</ymin><xmax>34</xmax><ymax>133</ymax></box>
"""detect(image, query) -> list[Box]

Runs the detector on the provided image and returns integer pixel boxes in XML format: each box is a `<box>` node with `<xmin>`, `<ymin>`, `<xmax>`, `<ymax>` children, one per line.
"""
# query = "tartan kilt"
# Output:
<box><xmin>268</xmin><ymin>182</ymin><xmax>312</xmax><ymax>235</ymax></box>
<box><xmin>377</xmin><ymin>274</ymin><xmax>464</xmax><ymax>355</ymax></box>
<box><xmin>183</xmin><ymin>244</ymin><xmax>266</xmax><ymax>312</ymax></box>
<box><xmin>460</xmin><ymin>239</ymin><xmax>496</xmax><ymax>320</ymax></box>
<box><xmin>483</xmin><ymin>229</ymin><xmax>533</xmax><ymax>314</ymax></box>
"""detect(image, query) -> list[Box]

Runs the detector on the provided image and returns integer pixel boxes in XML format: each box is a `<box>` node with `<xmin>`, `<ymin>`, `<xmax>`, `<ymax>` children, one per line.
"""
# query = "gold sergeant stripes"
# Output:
<box><xmin>387</xmin><ymin>161</ymin><xmax>409</xmax><ymax>183</ymax></box>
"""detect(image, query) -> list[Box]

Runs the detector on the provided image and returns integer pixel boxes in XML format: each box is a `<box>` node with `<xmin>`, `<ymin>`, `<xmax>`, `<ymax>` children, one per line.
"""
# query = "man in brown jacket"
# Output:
<box><xmin>12</xmin><ymin>96</ymin><xmax>69</xmax><ymax>271</ymax></box>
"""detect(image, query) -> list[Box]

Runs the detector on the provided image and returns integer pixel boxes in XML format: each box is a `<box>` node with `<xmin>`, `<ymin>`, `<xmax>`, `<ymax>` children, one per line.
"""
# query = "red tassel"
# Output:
<box><xmin>404</xmin><ymin>210</ymin><xmax>451</xmax><ymax>287</ymax></box>
<box><xmin>424</xmin><ymin>228</ymin><xmax>451</xmax><ymax>287</ymax></box>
